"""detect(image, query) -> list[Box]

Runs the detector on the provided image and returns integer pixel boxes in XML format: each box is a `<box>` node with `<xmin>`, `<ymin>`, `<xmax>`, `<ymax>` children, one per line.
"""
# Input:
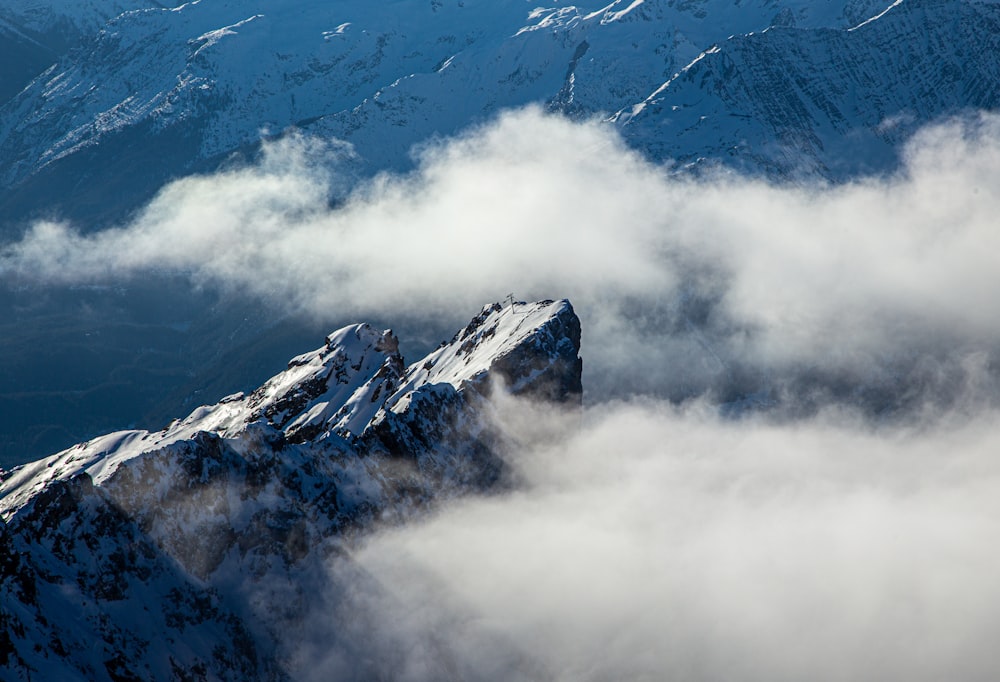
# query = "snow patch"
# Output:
<box><xmin>323</xmin><ymin>22</ymin><xmax>351</xmax><ymax>40</ymax></box>
<box><xmin>190</xmin><ymin>14</ymin><xmax>263</xmax><ymax>57</ymax></box>
<box><xmin>848</xmin><ymin>0</ymin><xmax>904</xmax><ymax>32</ymax></box>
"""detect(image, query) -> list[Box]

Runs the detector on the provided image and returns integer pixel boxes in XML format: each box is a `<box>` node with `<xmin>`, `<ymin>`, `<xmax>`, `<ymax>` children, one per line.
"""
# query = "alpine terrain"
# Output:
<box><xmin>0</xmin><ymin>0</ymin><xmax>996</xmax><ymax>228</ymax></box>
<box><xmin>1</xmin><ymin>1</ymin><xmax>999</xmax><ymax>679</ymax></box>
<box><xmin>0</xmin><ymin>299</ymin><xmax>582</xmax><ymax>680</ymax></box>
<box><xmin>1</xmin><ymin>0</ymin><xmax>997</xmax><ymax>465</ymax></box>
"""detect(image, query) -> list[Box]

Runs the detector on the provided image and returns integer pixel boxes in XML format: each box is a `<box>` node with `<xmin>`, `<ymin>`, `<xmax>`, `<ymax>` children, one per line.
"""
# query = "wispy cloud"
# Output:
<box><xmin>3</xmin><ymin>107</ymin><xmax>999</xmax><ymax>408</ymax></box>
<box><xmin>341</xmin><ymin>398</ymin><xmax>1000</xmax><ymax>681</ymax></box>
<box><xmin>5</xmin><ymin>106</ymin><xmax>1000</xmax><ymax>680</ymax></box>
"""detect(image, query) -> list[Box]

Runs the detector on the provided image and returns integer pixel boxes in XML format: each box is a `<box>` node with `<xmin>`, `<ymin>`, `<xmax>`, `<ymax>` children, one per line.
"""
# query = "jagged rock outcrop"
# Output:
<box><xmin>0</xmin><ymin>299</ymin><xmax>582</xmax><ymax>681</ymax></box>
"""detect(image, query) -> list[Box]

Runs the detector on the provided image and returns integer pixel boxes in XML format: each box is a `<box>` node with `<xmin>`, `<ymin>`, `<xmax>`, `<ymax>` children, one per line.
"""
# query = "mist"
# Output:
<box><xmin>321</xmin><ymin>397</ymin><xmax>1000</xmax><ymax>682</ymax></box>
<box><xmin>3</xmin><ymin>102</ymin><xmax>1000</xmax><ymax>678</ymax></box>
<box><xmin>4</xmin><ymin>106</ymin><xmax>1000</xmax><ymax>410</ymax></box>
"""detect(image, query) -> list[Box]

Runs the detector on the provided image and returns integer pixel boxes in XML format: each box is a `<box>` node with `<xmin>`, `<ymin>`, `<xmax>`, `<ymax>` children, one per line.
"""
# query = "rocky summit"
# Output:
<box><xmin>0</xmin><ymin>299</ymin><xmax>582</xmax><ymax>681</ymax></box>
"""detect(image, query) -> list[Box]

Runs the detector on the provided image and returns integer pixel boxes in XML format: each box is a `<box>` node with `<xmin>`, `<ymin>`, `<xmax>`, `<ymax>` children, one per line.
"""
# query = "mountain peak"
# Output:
<box><xmin>0</xmin><ymin>298</ymin><xmax>581</xmax><ymax>521</ymax></box>
<box><xmin>0</xmin><ymin>299</ymin><xmax>582</xmax><ymax>679</ymax></box>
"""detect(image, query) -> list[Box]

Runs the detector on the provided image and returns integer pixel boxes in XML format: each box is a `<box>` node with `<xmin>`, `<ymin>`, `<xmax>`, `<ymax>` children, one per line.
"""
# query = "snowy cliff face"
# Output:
<box><xmin>0</xmin><ymin>299</ymin><xmax>582</xmax><ymax>681</ymax></box>
<box><xmin>0</xmin><ymin>1</ymin><xmax>184</xmax><ymax>100</ymax></box>
<box><xmin>0</xmin><ymin>0</ymin><xmax>995</xmax><ymax>462</ymax></box>
<box><xmin>0</xmin><ymin>0</ymin><xmax>180</xmax><ymax>39</ymax></box>
<box><xmin>615</xmin><ymin>0</ymin><xmax>1000</xmax><ymax>178</ymax></box>
<box><xmin>2</xmin><ymin>0</ymin><xmax>982</xmax><ymax>227</ymax></box>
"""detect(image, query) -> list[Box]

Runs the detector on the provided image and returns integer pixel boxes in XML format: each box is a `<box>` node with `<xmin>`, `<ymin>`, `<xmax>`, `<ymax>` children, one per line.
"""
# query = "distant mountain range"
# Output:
<box><xmin>1</xmin><ymin>3</ymin><xmax>998</xmax><ymax>677</ymax></box>
<box><xmin>0</xmin><ymin>0</ymin><xmax>997</xmax><ymax>464</ymax></box>
<box><xmin>4</xmin><ymin>0</ymin><xmax>995</xmax><ymax>227</ymax></box>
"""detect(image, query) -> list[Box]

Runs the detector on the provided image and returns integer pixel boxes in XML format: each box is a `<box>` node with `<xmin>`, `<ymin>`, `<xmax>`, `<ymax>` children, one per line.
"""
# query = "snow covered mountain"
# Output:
<box><xmin>0</xmin><ymin>0</ymin><xmax>179</xmax><ymax>40</ymax></box>
<box><xmin>0</xmin><ymin>299</ymin><xmax>582</xmax><ymax>680</ymax></box>
<box><xmin>1</xmin><ymin>0</ymin><xmax>998</xmax><ymax>471</ymax></box>
<box><xmin>2</xmin><ymin>0</ymin><xmax>983</xmax><ymax>228</ymax></box>
<box><xmin>615</xmin><ymin>0</ymin><xmax>1000</xmax><ymax>177</ymax></box>
<box><xmin>0</xmin><ymin>1</ymin><xmax>183</xmax><ymax>102</ymax></box>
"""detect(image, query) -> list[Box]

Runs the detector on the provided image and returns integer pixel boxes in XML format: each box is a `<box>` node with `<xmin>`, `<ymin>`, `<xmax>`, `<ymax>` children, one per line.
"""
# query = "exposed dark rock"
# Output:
<box><xmin>0</xmin><ymin>299</ymin><xmax>582</xmax><ymax>681</ymax></box>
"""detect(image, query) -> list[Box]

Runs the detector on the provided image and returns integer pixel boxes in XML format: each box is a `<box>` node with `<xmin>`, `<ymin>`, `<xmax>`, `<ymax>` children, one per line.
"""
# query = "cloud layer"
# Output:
<box><xmin>320</xmin><ymin>398</ymin><xmax>1000</xmax><ymax>682</ymax></box>
<box><xmin>3</xmin><ymin>106</ymin><xmax>999</xmax><ymax>410</ymax></box>
<box><xmin>4</xmin><ymin>107</ymin><xmax>1000</xmax><ymax>679</ymax></box>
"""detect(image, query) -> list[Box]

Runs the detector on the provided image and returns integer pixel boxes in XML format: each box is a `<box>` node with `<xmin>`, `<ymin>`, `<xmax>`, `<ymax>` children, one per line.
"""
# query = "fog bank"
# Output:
<box><xmin>337</xmin><ymin>399</ymin><xmax>1000</xmax><ymax>682</ymax></box>
<box><xmin>4</xmin><ymin>107</ymin><xmax>999</xmax><ymax>410</ymax></box>
<box><xmin>3</xmin><ymin>106</ymin><xmax>999</xmax><ymax>680</ymax></box>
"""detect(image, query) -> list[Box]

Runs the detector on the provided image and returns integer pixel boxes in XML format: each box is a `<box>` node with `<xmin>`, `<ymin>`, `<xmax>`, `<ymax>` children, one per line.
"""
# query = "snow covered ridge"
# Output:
<box><xmin>0</xmin><ymin>0</ymin><xmax>955</xmax><ymax>213</ymax></box>
<box><xmin>0</xmin><ymin>299</ymin><xmax>581</xmax><ymax>680</ymax></box>
<box><xmin>0</xmin><ymin>298</ymin><xmax>581</xmax><ymax>521</ymax></box>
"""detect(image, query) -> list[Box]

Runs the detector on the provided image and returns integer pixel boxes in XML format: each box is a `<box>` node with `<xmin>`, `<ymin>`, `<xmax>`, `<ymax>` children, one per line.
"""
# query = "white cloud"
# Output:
<box><xmin>4</xmin><ymin>106</ymin><xmax>1000</xmax><ymax>679</ymax></box>
<box><xmin>342</xmin><ymin>399</ymin><xmax>1000</xmax><ymax>682</ymax></box>
<box><xmin>3</xmin><ymin>106</ymin><xmax>1000</xmax><ymax>407</ymax></box>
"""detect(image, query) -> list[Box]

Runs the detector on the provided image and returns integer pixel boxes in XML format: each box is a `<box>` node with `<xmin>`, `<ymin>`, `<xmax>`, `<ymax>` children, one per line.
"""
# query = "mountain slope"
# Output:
<box><xmin>0</xmin><ymin>299</ymin><xmax>582</xmax><ymax>681</ymax></box>
<box><xmin>3</xmin><ymin>0</ymin><xmax>995</xmax><ymax>221</ymax></box>
<box><xmin>2</xmin><ymin>0</ymin><xmax>998</xmax><ymax>470</ymax></box>
<box><xmin>614</xmin><ymin>0</ymin><xmax>1000</xmax><ymax>177</ymax></box>
<box><xmin>0</xmin><ymin>0</ymin><xmax>184</xmax><ymax>101</ymax></box>
<box><xmin>0</xmin><ymin>0</ymin><xmax>904</xmax><ymax>228</ymax></box>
